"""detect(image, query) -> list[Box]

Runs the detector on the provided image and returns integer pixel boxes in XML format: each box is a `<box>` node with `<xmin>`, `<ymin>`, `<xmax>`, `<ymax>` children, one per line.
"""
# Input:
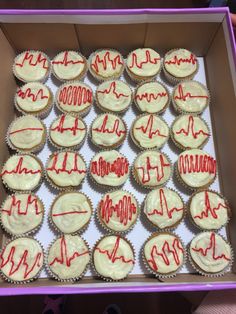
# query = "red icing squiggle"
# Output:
<box><xmin>47</xmin><ymin>152</ymin><xmax>86</xmax><ymax>175</ymax></box>
<box><xmin>1</xmin><ymin>194</ymin><xmax>42</xmax><ymax>216</ymax></box>
<box><xmin>92</xmin><ymin>114</ymin><xmax>126</xmax><ymax>137</ymax></box>
<box><xmin>17</xmin><ymin>88</ymin><xmax>49</xmax><ymax>102</ymax></box>
<box><xmin>50</xmin><ymin>115</ymin><xmax>85</xmax><ymax>136</ymax></box>
<box><xmin>97</xmin><ymin>82</ymin><xmax>129</xmax><ymax>99</ymax></box>
<box><xmin>129</xmin><ymin>50</ymin><xmax>160</xmax><ymax>69</ymax></box>
<box><xmin>174</xmin><ymin>84</ymin><xmax>209</xmax><ymax>102</ymax></box>
<box><xmin>52</xmin><ymin>210</ymin><xmax>88</xmax><ymax>217</ymax></box>
<box><xmin>15</xmin><ymin>51</ymin><xmax>49</xmax><ymax>70</ymax></box>
<box><xmin>178</xmin><ymin>154</ymin><xmax>216</xmax><ymax>175</ymax></box>
<box><xmin>165</xmin><ymin>53</ymin><xmax>197</xmax><ymax>66</ymax></box>
<box><xmin>52</xmin><ymin>51</ymin><xmax>85</xmax><ymax>66</ymax></box>
<box><xmin>9</xmin><ymin>127</ymin><xmax>44</xmax><ymax>136</ymax></box>
<box><xmin>175</xmin><ymin>115</ymin><xmax>209</xmax><ymax>139</ymax></box>
<box><xmin>91</xmin><ymin>51</ymin><xmax>123</xmax><ymax>74</ymax></box>
<box><xmin>135</xmin><ymin>115</ymin><xmax>167</xmax><ymax>139</ymax></box>
<box><xmin>0</xmin><ymin>157</ymin><xmax>41</xmax><ymax>177</ymax></box>
<box><xmin>135</xmin><ymin>90</ymin><xmax>167</xmax><ymax>103</ymax></box>
<box><xmin>58</xmin><ymin>85</ymin><xmax>92</xmax><ymax>107</ymax></box>
<box><xmin>90</xmin><ymin>156</ymin><xmax>129</xmax><ymax>178</ymax></box>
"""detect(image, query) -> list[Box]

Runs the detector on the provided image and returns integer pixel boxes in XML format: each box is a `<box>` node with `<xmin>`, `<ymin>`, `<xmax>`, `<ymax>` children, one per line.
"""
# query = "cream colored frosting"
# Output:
<box><xmin>1</xmin><ymin>193</ymin><xmax>43</xmax><ymax>235</ymax></box>
<box><xmin>93</xmin><ymin>235</ymin><xmax>134</xmax><ymax>280</ymax></box>
<box><xmin>132</xmin><ymin>114</ymin><xmax>169</xmax><ymax>149</ymax></box>
<box><xmin>48</xmin><ymin>235</ymin><xmax>90</xmax><ymax>280</ymax></box>
<box><xmin>134</xmin><ymin>151</ymin><xmax>171</xmax><ymax>187</ymax></box>
<box><xmin>46</xmin><ymin>152</ymin><xmax>86</xmax><ymax>188</ymax></box>
<box><xmin>51</xmin><ymin>192</ymin><xmax>92</xmax><ymax>233</ymax></box>
<box><xmin>144</xmin><ymin>234</ymin><xmax>184</xmax><ymax>274</ymax></box>
<box><xmin>91</xmin><ymin>114</ymin><xmax>126</xmax><ymax>147</ymax></box>
<box><xmin>127</xmin><ymin>48</ymin><xmax>161</xmax><ymax>77</ymax></box>
<box><xmin>1</xmin><ymin>155</ymin><xmax>42</xmax><ymax>191</ymax></box>
<box><xmin>99</xmin><ymin>190</ymin><xmax>138</xmax><ymax>232</ymax></box>
<box><xmin>50</xmin><ymin>114</ymin><xmax>86</xmax><ymax>148</ymax></box>
<box><xmin>135</xmin><ymin>82</ymin><xmax>169</xmax><ymax>114</ymax></box>
<box><xmin>173</xmin><ymin>81</ymin><xmax>209</xmax><ymax>113</ymax></box>
<box><xmin>164</xmin><ymin>49</ymin><xmax>197</xmax><ymax>78</ymax></box>
<box><xmin>144</xmin><ymin>188</ymin><xmax>184</xmax><ymax>229</ymax></box>
<box><xmin>190</xmin><ymin>191</ymin><xmax>228</xmax><ymax>230</ymax></box>
<box><xmin>96</xmin><ymin>80</ymin><xmax>132</xmax><ymax>112</ymax></box>
<box><xmin>8</xmin><ymin>115</ymin><xmax>45</xmax><ymax>150</ymax></box>
<box><xmin>90</xmin><ymin>150</ymin><xmax>129</xmax><ymax>187</ymax></box>
<box><xmin>0</xmin><ymin>237</ymin><xmax>43</xmax><ymax>281</ymax></box>
<box><xmin>177</xmin><ymin>149</ymin><xmax>216</xmax><ymax>188</ymax></box>
<box><xmin>190</xmin><ymin>232</ymin><xmax>231</xmax><ymax>273</ymax></box>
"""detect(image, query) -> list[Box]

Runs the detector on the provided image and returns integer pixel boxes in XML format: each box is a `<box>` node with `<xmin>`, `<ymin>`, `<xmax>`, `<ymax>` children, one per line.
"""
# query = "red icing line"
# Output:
<box><xmin>1</xmin><ymin>194</ymin><xmax>42</xmax><ymax>216</ymax></box>
<box><xmin>192</xmin><ymin>232</ymin><xmax>230</xmax><ymax>261</ymax></box>
<box><xmin>0</xmin><ymin>157</ymin><xmax>41</xmax><ymax>177</ymax></box>
<box><xmin>97</xmin><ymin>81</ymin><xmax>129</xmax><ymax>99</ymax></box>
<box><xmin>90</xmin><ymin>156</ymin><xmax>129</xmax><ymax>178</ymax></box>
<box><xmin>15</xmin><ymin>51</ymin><xmax>49</xmax><ymax>69</ymax></box>
<box><xmin>134</xmin><ymin>115</ymin><xmax>167</xmax><ymax>139</ymax></box>
<box><xmin>165</xmin><ymin>53</ymin><xmax>197</xmax><ymax>66</ymax></box>
<box><xmin>91</xmin><ymin>51</ymin><xmax>123</xmax><ymax>74</ymax></box>
<box><xmin>175</xmin><ymin>115</ymin><xmax>209</xmax><ymax>139</ymax></box>
<box><xmin>47</xmin><ymin>152</ymin><xmax>86</xmax><ymax>175</ymax></box>
<box><xmin>49</xmin><ymin>236</ymin><xmax>89</xmax><ymax>267</ymax></box>
<box><xmin>52</xmin><ymin>51</ymin><xmax>85</xmax><ymax>66</ymax></box>
<box><xmin>178</xmin><ymin>154</ymin><xmax>216</xmax><ymax>175</ymax></box>
<box><xmin>135</xmin><ymin>90</ymin><xmax>167</xmax><ymax>103</ymax></box>
<box><xmin>52</xmin><ymin>210</ymin><xmax>88</xmax><ymax>217</ymax></box>
<box><xmin>9</xmin><ymin>127</ymin><xmax>43</xmax><ymax>136</ymax></box>
<box><xmin>174</xmin><ymin>84</ymin><xmax>209</xmax><ymax>102</ymax></box>
<box><xmin>17</xmin><ymin>88</ymin><xmax>49</xmax><ymax>102</ymax></box>
<box><xmin>95</xmin><ymin>236</ymin><xmax>134</xmax><ymax>264</ymax></box>
<box><xmin>58</xmin><ymin>85</ymin><xmax>92</xmax><ymax>107</ymax></box>
<box><xmin>50</xmin><ymin>115</ymin><xmax>85</xmax><ymax>136</ymax></box>
<box><xmin>129</xmin><ymin>50</ymin><xmax>160</xmax><ymax>69</ymax></box>
<box><xmin>92</xmin><ymin>114</ymin><xmax>126</xmax><ymax>137</ymax></box>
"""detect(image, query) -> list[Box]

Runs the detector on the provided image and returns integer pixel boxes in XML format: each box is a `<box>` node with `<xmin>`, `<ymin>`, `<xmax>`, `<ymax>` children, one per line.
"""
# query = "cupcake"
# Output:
<box><xmin>49</xmin><ymin>114</ymin><xmax>86</xmax><ymax>149</ymax></box>
<box><xmin>126</xmin><ymin>48</ymin><xmax>161</xmax><ymax>81</ymax></box>
<box><xmin>0</xmin><ymin>154</ymin><xmax>43</xmax><ymax>192</ymax></box>
<box><xmin>143</xmin><ymin>232</ymin><xmax>185</xmax><ymax>277</ymax></box>
<box><xmin>172</xmin><ymin>81</ymin><xmax>210</xmax><ymax>114</ymax></box>
<box><xmin>46</xmin><ymin>151</ymin><xmax>86</xmax><ymax>190</ymax></box>
<box><xmin>96</xmin><ymin>80</ymin><xmax>132</xmax><ymax>113</ymax></box>
<box><xmin>144</xmin><ymin>188</ymin><xmax>184</xmax><ymax>230</ymax></box>
<box><xmin>132</xmin><ymin>150</ymin><xmax>172</xmax><ymax>189</ymax></box>
<box><xmin>189</xmin><ymin>232</ymin><xmax>232</xmax><ymax>276</ymax></box>
<box><xmin>93</xmin><ymin>235</ymin><xmax>135</xmax><ymax>281</ymax></box>
<box><xmin>90</xmin><ymin>113</ymin><xmax>127</xmax><ymax>149</ymax></box>
<box><xmin>47</xmin><ymin>235</ymin><xmax>90</xmax><ymax>281</ymax></box>
<box><xmin>134</xmin><ymin>81</ymin><xmax>169</xmax><ymax>114</ymax></box>
<box><xmin>89</xmin><ymin>49</ymin><xmax>124</xmax><ymax>81</ymax></box>
<box><xmin>0</xmin><ymin>237</ymin><xmax>44</xmax><ymax>283</ymax></box>
<box><xmin>15</xmin><ymin>82</ymin><xmax>53</xmax><ymax>117</ymax></box>
<box><xmin>97</xmin><ymin>189</ymin><xmax>139</xmax><ymax>233</ymax></box>
<box><xmin>131</xmin><ymin>114</ymin><xmax>169</xmax><ymax>149</ymax></box>
<box><xmin>176</xmin><ymin>149</ymin><xmax>217</xmax><ymax>190</ymax></box>
<box><xmin>13</xmin><ymin>51</ymin><xmax>50</xmax><ymax>82</ymax></box>
<box><xmin>0</xmin><ymin>193</ymin><xmax>44</xmax><ymax>236</ymax></box>
<box><xmin>7</xmin><ymin>115</ymin><xmax>46</xmax><ymax>153</ymax></box>
<box><xmin>52</xmin><ymin>51</ymin><xmax>87</xmax><ymax>81</ymax></box>
<box><xmin>90</xmin><ymin>150</ymin><xmax>129</xmax><ymax>187</ymax></box>
<box><xmin>171</xmin><ymin>114</ymin><xmax>210</xmax><ymax>150</ymax></box>
<box><xmin>189</xmin><ymin>190</ymin><xmax>230</xmax><ymax>230</ymax></box>
<box><xmin>56</xmin><ymin>81</ymin><xmax>93</xmax><ymax>116</ymax></box>
<box><xmin>50</xmin><ymin>191</ymin><xmax>92</xmax><ymax>234</ymax></box>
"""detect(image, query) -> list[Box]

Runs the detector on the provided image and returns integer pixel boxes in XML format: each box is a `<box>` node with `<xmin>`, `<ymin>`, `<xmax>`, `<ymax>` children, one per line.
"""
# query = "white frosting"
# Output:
<box><xmin>1</xmin><ymin>193</ymin><xmax>43</xmax><ymax>235</ymax></box>
<box><xmin>99</xmin><ymin>190</ymin><xmax>138</xmax><ymax>232</ymax></box>
<box><xmin>132</xmin><ymin>114</ymin><xmax>169</xmax><ymax>149</ymax></box>
<box><xmin>134</xmin><ymin>151</ymin><xmax>171</xmax><ymax>187</ymax></box>
<box><xmin>8</xmin><ymin>115</ymin><xmax>45</xmax><ymax>150</ymax></box>
<box><xmin>51</xmin><ymin>192</ymin><xmax>92</xmax><ymax>233</ymax></box>
<box><xmin>1</xmin><ymin>155</ymin><xmax>42</xmax><ymax>191</ymax></box>
<box><xmin>50</xmin><ymin>114</ymin><xmax>86</xmax><ymax>148</ymax></box>
<box><xmin>93</xmin><ymin>235</ymin><xmax>134</xmax><ymax>280</ymax></box>
<box><xmin>144</xmin><ymin>188</ymin><xmax>184</xmax><ymax>229</ymax></box>
<box><xmin>144</xmin><ymin>234</ymin><xmax>184</xmax><ymax>274</ymax></box>
<box><xmin>164</xmin><ymin>49</ymin><xmax>197</xmax><ymax>78</ymax></box>
<box><xmin>127</xmin><ymin>48</ymin><xmax>161</xmax><ymax>77</ymax></box>
<box><xmin>177</xmin><ymin>149</ymin><xmax>216</xmax><ymax>188</ymax></box>
<box><xmin>0</xmin><ymin>238</ymin><xmax>43</xmax><ymax>281</ymax></box>
<box><xmin>48</xmin><ymin>235</ymin><xmax>90</xmax><ymax>280</ymax></box>
<box><xmin>52</xmin><ymin>51</ymin><xmax>86</xmax><ymax>80</ymax></box>
<box><xmin>190</xmin><ymin>191</ymin><xmax>228</xmax><ymax>230</ymax></box>
<box><xmin>47</xmin><ymin>152</ymin><xmax>86</xmax><ymax>188</ymax></box>
<box><xmin>190</xmin><ymin>232</ymin><xmax>231</xmax><ymax>273</ymax></box>
<box><xmin>96</xmin><ymin>80</ymin><xmax>132</xmax><ymax>112</ymax></box>
<box><xmin>135</xmin><ymin>82</ymin><xmax>169</xmax><ymax>114</ymax></box>
<box><xmin>91</xmin><ymin>114</ymin><xmax>126</xmax><ymax>147</ymax></box>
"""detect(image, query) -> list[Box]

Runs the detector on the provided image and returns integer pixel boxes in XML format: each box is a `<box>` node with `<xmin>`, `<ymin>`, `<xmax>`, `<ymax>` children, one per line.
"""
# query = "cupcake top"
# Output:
<box><xmin>131</xmin><ymin>114</ymin><xmax>169</xmax><ymax>149</ymax></box>
<box><xmin>90</xmin><ymin>150</ymin><xmax>129</xmax><ymax>187</ymax></box>
<box><xmin>173</xmin><ymin>81</ymin><xmax>209</xmax><ymax>113</ymax></box>
<box><xmin>47</xmin><ymin>235</ymin><xmax>90</xmax><ymax>281</ymax></box>
<box><xmin>49</xmin><ymin>114</ymin><xmax>86</xmax><ymax>149</ymax></box>
<box><xmin>177</xmin><ymin>149</ymin><xmax>217</xmax><ymax>189</ymax></box>
<box><xmin>133</xmin><ymin>150</ymin><xmax>172</xmax><ymax>188</ymax></box>
<box><xmin>189</xmin><ymin>190</ymin><xmax>229</xmax><ymax>230</ymax></box>
<box><xmin>143</xmin><ymin>233</ymin><xmax>185</xmax><ymax>275</ymax></box>
<box><xmin>52</xmin><ymin>51</ymin><xmax>87</xmax><ymax>81</ymax></box>
<box><xmin>189</xmin><ymin>232</ymin><xmax>232</xmax><ymax>274</ymax></box>
<box><xmin>0</xmin><ymin>154</ymin><xmax>43</xmax><ymax>191</ymax></box>
<box><xmin>50</xmin><ymin>191</ymin><xmax>92</xmax><ymax>234</ymax></box>
<box><xmin>171</xmin><ymin>115</ymin><xmax>210</xmax><ymax>150</ymax></box>
<box><xmin>96</xmin><ymin>80</ymin><xmax>132</xmax><ymax>113</ymax></box>
<box><xmin>144</xmin><ymin>188</ymin><xmax>184</xmax><ymax>229</ymax></box>
<box><xmin>93</xmin><ymin>235</ymin><xmax>135</xmax><ymax>280</ymax></box>
<box><xmin>0</xmin><ymin>237</ymin><xmax>44</xmax><ymax>282</ymax></box>
<box><xmin>13</xmin><ymin>51</ymin><xmax>50</xmax><ymax>82</ymax></box>
<box><xmin>91</xmin><ymin>113</ymin><xmax>126</xmax><ymax>149</ymax></box>
<box><xmin>98</xmin><ymin>190</ymin><xmax>139</xmax><ymax>232</ymax></box>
